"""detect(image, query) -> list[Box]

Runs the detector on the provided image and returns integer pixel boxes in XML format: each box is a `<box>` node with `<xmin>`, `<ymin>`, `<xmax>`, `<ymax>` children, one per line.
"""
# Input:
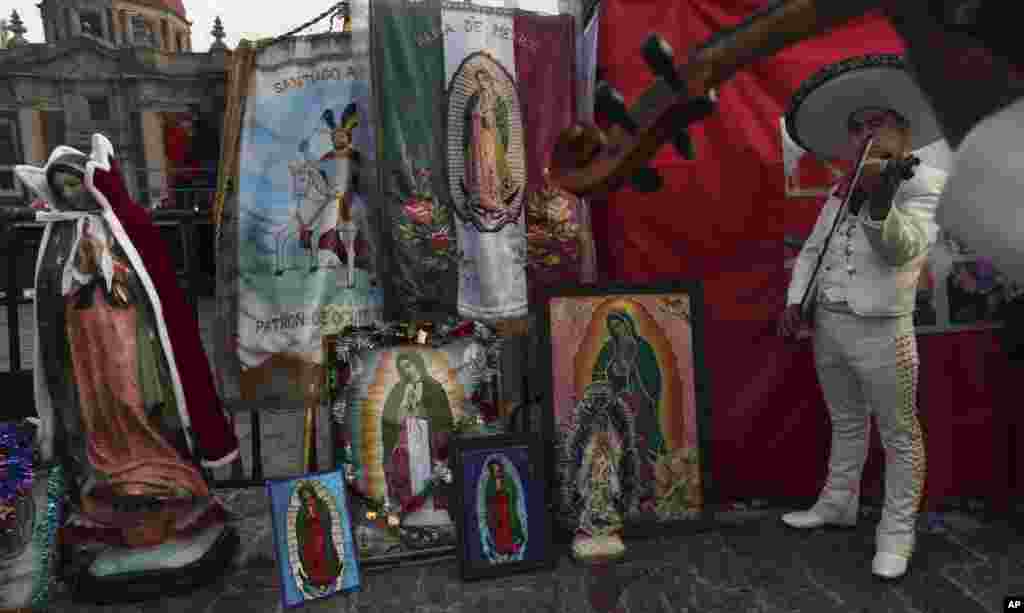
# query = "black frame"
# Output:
<box><xmin>534</xmin><ymin>280</ymin><xmax>715</xmax><ymax>540</ymax></box>
<box><xmin>450</xmin><ymin>433</ymin><xmax>555</xmax><ymax>581</ymax></box>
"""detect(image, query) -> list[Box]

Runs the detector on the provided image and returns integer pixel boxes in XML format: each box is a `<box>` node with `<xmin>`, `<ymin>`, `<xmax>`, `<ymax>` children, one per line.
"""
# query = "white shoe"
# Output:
<box><xmin>781</xmin><ymin>509</ymin><xmax>857</xmax><ymax>529</ymax></box>
<box><xmin>872</xmin><ymin>552</ymin><xmax>909</xmax><ymax>579</ymax></box>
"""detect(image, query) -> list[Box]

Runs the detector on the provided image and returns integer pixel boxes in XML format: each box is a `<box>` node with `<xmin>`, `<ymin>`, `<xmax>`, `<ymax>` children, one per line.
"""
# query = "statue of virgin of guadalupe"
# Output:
<box><xmin>562</xmin><ymin>381</ymin><xmax>640</xmax><ymax>563</ymax></box>
<box><xmin>14</xmin><ymin>134</ymin><xmax>239</xmax><ymax>602</ymax></box>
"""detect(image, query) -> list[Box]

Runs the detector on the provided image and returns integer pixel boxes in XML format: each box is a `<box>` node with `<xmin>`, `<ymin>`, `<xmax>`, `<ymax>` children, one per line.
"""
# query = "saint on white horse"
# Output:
<box><xmin>276</xmin><ymin>104</ymin><xmax>373</xmax><ymax>286</ymax></box>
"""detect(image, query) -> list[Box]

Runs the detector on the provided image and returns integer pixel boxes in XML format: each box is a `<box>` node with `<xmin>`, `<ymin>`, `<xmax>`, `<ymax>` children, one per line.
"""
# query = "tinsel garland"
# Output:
<box><xmin>0</xmin><ymin>424</ymin><xmax>35</xmax><ymax>501</ymax></box>
<box><xmin>28</xmin><ymin>464</ymin><xmax>64</xmax><ymax>609</ymax></box>
<box><xmin>0</xmin><ymin>423</ymin><xmax>35</xmax><ymax>531</ymax></box>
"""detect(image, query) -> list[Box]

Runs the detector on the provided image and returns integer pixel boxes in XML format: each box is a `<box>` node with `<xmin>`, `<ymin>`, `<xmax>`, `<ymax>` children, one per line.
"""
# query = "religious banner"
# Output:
<box><xmin>372</xmin><ymin>1</ymin><xmax>585</xmax><ymax>321</ymax></box>
<box><xmin>519</xmin><ymin>11</ymin><xmax>598</xmax><ymax>297</ymax></box>
<box><xmin>219</xmin><ymin>0</ymin><xmax>385</xmax><ymax>432</ymax></box>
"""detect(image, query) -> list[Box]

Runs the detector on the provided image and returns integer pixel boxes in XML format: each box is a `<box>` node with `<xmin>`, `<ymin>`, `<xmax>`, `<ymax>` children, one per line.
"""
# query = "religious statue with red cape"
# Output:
<box><xmin>13</xmin><ymin>134</ymin><xmax>240</xmax><ymax>603</ymax></box>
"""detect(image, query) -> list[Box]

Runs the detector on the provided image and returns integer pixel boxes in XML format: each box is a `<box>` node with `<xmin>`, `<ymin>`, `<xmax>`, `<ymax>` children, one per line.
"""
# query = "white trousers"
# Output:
<box><xmin>811</xmin><ymin>305</ymin><xmax>926</xmax><ymax>558</ymax></box>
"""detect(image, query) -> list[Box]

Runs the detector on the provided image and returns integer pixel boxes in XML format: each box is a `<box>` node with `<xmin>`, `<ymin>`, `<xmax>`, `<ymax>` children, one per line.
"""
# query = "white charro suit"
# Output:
<box><xmin>786</xmin><ymin>164</ymin><xmax>946</xmax><ymax>560</ymax></box>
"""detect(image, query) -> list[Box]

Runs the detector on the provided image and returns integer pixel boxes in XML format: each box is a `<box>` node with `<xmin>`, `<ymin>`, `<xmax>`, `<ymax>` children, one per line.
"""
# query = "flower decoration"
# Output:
<box><xmin>653</xmin><ymin>447</ymin><xmax>702</xmax><ymax>519</ymax></box>
<box><xmin>392</xmin><ymin>160</ymin><xmax>461</xmax><ymax>302</ymax></box>
<box><xmin>525</xmin><ymin>174</ymin><xmax>583</xmax><ymax>281</ymax></box>
<box><xmin>403</xmin><ymin>199</ymin><xmax>434</xmax><ymax>226</ymax></box>
<box><xmin>429</xmin><ymin>230</ymin><xmax>450</xmax><ymax>252</ymax></box>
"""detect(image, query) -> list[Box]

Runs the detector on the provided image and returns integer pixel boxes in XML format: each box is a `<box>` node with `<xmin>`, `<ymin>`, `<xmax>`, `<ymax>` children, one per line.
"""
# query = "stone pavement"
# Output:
<box><xmin>46</xmin><ymin>503</ymin><xmax>1024</xmax><ymax>613</ymax></box>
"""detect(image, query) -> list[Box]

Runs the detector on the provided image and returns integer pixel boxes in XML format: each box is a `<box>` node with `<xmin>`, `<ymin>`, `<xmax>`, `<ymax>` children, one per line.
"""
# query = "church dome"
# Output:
<box><xmin>124</xmin><ymin>0</ymin><xmax>188</xmax><ymax>21</ymax></box>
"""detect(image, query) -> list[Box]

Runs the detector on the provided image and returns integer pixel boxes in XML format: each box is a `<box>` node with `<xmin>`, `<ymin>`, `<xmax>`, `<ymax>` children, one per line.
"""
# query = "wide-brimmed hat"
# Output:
<box><xmin>785</xmin><ymin>54</ymin><xmax>942</xmax><ymax>160</ymax></box>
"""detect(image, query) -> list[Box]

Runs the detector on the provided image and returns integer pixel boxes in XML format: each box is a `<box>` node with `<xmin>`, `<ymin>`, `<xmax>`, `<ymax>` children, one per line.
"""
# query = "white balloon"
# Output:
<box><xmin>937</xmin><ymin>97</ymin><xmax>1024</xmax><ymax>284</ymax></box>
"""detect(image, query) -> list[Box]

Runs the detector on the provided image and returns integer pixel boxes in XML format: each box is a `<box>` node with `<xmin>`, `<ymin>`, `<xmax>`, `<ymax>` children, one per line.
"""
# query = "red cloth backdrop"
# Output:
<box><xmin>593</xmin><ymin>0</ymin><xmax>1018</xmax><ymax>509</ymax></box>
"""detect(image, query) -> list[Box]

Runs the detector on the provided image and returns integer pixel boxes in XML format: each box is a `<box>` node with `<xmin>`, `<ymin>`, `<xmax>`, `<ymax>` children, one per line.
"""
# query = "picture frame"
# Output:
<box><xmin>266</xmin><ymin>469</ymin><xmax>361</xmax><ymax>608</ymax></box>
<box><xmin>535</xmin><ymin>281</ymin><xmax>714</xmax><ymax>540</ymax></box>
<box><xmin>328</xmin><ymin>320</ymin><xmax>505</xmax><ymax>568</ymax></box>
<box><xmin>450</xmin><ymin>433</ymin><xmax>555</xmax><ymax>581</ymax></box>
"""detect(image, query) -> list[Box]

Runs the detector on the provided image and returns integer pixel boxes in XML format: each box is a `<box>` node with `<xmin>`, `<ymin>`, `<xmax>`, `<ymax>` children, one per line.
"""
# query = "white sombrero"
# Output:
<box><xmin>785</xmin><ymin>54</ymin><xmax>943</xmax><ymax>160</ymax></box>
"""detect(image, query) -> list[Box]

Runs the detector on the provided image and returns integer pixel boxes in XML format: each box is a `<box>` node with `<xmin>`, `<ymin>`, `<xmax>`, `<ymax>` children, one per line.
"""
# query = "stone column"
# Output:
<box><xmin>139</xmin><ymin>110</ymin><xmax>167</xmax><ymax>206</ymax></box>
<box><xmin>100</xmin><ymin>7</ymin><xmax>111</xmax><ymax>42</ymax></box>
<box><xmin>68</xmin><ymin>7</ymin><xmax>82</xmax><ymax>36</ymax></box>
<box><xmin>158</xmin><ymin>19</ymin><xmax>168</xmax><ymax>51</ymax></box>
<box><xmin>122</xmin><ymin>11</ymin><xmax>134</xmax><ymax>46</ymax></box>
<box><xmin>17</xmin><ymin>108</ymin><xmax>47</xmax><ymax>166</ymax></box>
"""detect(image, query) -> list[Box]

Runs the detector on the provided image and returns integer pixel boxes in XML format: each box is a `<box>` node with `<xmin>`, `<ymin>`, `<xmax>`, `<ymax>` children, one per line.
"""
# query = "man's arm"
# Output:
<box><xmin>860</xmin><ymin>167</ymin><xmax>944</xmax><ymax>267</ymax></box>
<box><xmin>786</xmin><ymin>195</ymin><xmax>840</xmax><ymax>306</ymax></box>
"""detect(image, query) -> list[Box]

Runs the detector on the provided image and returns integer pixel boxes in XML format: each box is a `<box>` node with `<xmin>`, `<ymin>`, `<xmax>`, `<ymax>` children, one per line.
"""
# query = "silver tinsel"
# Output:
<box><xmin>28</xmin><ymin>464</ymin><xmax>63</xmax><ymax>609</ymax></box>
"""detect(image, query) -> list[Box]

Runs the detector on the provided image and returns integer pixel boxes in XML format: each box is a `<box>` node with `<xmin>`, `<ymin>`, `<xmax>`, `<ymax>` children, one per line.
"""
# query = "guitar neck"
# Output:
<box><xmin>688</xmin><ymin>0</ymin><xmax>883</xmax><ymax>91</ymax></box>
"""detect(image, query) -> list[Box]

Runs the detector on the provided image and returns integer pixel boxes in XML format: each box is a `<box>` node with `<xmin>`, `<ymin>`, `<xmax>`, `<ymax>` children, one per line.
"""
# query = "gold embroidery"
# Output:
<box><xmin>894</xmin><ymin>333</ymin><xmax>926</xmax><ymax>556</ymax></box>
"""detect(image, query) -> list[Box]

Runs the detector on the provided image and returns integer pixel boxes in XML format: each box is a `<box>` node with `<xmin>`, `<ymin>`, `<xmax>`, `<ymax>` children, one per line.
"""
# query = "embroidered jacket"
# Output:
<box><xmin>787</xmin><ymin>164</ymin><xmax>946</xmax><ymax>317</ymax></box>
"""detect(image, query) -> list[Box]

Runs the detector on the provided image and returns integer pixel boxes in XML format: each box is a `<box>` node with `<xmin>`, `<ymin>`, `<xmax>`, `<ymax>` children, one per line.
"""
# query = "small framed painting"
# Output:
<box><xmin>450</xmin><ymin>433</ymin><xmax>554</xmax><ymax>581</ymax></box>
<box><xmin>267</xmin><ymin>470</ymin><xmax>360</xmax><ymax>607</ymax></box>
<box><xmin>537</xmin><ymin>281</ymin><xmax>714</xmax><ymax>539</ymax></box>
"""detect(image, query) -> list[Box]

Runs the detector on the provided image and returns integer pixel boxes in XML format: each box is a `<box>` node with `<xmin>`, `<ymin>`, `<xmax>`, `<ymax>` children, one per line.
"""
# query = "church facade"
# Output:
<box><xmin>0</xmin><ymin>0</ymin><xmax>228</xmax><ymax>209</ymax></box>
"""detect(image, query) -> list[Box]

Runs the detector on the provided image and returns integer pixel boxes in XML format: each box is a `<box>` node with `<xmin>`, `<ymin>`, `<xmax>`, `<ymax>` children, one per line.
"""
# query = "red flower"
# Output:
<box><xmin>429</xmin><ymin>231</ymin><xmax>450</xmax><ymax>252</ymax></box>
<box><xmin>404</xmin><ymin>199</ymin><xmax>434</xmax><ymax>225</ymax></box>
<box><xmin>449</xmin><ymin>321</ymin><xmax>475</xmax><ymax>338</ymax></box>
<box><xmin>472</xmin><ymin>391</ymin><xmax>500</xmax><ymax>423</ymax></box>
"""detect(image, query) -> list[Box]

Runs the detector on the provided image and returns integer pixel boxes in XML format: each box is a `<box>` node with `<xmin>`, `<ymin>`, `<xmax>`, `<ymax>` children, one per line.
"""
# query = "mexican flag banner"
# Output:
<box><xmin>372</xmin><ymin>0</ymin><xmax>584</xmax><ymax>320</ymax></box>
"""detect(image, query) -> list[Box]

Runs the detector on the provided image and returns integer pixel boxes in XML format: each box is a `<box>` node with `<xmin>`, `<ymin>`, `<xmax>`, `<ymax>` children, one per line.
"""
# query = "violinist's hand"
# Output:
<box><xmin>859</xmin><ymin>125</ymin><xmax>907</xmax><ymax>187</ymax></box>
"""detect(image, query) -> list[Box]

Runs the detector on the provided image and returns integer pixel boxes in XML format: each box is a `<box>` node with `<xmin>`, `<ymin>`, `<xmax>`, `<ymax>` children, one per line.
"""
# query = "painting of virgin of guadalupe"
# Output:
<box><xmin>451</xmin><ymin>435</ymin><xmax>554</xmax><ymax>581</ymax></box>
<box><xmin>267</xmin><ymin>471</ymin><xmax>359</xmax><ymax>608</ymax></box>
<box><xmin>294</xmin><ymin>484</ymin><xmax>342</xmax><ymax>588</ymax></box>
<box><xmin>464</xmin><ymin>68</ymin><xmax>511</xmax><ymax>214</ymax></box>
<box><xmin>543</xmin><ymin>282</ymin><xmax>713</xmax><ymax>531</ymax></box>
<box><xmin>446</xmin><ymin>52</ymin><xmax>525</xmax><ymax>233</ymax></box>
<box><xmin>477</xmin><ymin>457</ymin><xmax>528</xmax><ymax>564</ymax></box>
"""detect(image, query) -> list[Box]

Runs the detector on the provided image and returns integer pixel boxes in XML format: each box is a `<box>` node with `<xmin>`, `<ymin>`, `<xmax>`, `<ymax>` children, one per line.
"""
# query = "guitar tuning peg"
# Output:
<box><xmin>642</xmin><ymin>34</ymin><xmax>681</xmax><ymax>89</ymax></box>
<box><xmin>595</xmin><ymin>81</ymin><xmax>638</xmax><ymax>133</ymax></box>
<box><xmin>630</xmin><ymin>166</ymin><xmax>663</xmax><ymax>192</ymax></box>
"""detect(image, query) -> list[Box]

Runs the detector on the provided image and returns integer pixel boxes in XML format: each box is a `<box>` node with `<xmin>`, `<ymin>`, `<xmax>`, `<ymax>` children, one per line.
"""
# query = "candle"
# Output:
<box><xmin>339</xmin><ymin>192</ymin><xmax>352</xmax><ymax>222</ymax></box>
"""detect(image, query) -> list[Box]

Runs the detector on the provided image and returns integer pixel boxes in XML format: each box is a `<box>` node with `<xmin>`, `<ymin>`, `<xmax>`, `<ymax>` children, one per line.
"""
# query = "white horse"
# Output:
<box><xmin>274</xmin><ymin>159</ymin><xmax>336</xmax><ymax>276</ymax></box>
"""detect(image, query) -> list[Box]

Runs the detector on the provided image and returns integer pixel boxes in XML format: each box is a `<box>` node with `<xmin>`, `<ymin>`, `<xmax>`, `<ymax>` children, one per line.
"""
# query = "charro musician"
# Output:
<box><xmin>776</xmin><ymin>55</ymin><xmax>946</xmax><ymax>580</ymax></box>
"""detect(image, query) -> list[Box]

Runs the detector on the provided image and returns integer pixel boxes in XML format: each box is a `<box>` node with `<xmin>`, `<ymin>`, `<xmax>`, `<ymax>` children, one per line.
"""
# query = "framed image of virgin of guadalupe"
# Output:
<box><xmin>450</xmin><ymin>433</ymin><xmax>554</xmax><ymax>581</ymax></box>
<box><xmin>266</xmin><ymin>470</ymin><xmax>360</xmax><ymax>608</ymax></box>
<box><xmin>329</xmin><ymin>321</ymin><xmax>504</xmax><ymax>567</ymax></box>
<box><xmin>537</xmin><ymin>281</ymin><xmax>714</xmax><ymax>540</ymax></box>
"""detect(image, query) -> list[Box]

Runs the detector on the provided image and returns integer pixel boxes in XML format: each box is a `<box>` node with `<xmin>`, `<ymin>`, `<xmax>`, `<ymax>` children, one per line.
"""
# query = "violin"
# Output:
<box><xmin>548</xmin><ymin>0</ymin><xmax>1024</xmax><ymax>198</ymax></box>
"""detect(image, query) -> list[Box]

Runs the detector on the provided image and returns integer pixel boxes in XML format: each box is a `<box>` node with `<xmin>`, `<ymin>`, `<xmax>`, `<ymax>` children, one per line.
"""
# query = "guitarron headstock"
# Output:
<box><xmin>548</xmin><ymin>34</ymin><xmax>717</xmax><ymax>198</ymax></box>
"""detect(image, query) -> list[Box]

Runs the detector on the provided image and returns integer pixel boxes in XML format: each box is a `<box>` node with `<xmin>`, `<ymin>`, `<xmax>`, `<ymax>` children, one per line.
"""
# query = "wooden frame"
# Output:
<box><xmin>450</xmin><ymin>433</ymin><xmax>555</xmax><ymax>581</ymax></box>
<box><xmin>535</xmin><ymin>281</ymin><xmax>714</xmax><ymax>540</ymax></box>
